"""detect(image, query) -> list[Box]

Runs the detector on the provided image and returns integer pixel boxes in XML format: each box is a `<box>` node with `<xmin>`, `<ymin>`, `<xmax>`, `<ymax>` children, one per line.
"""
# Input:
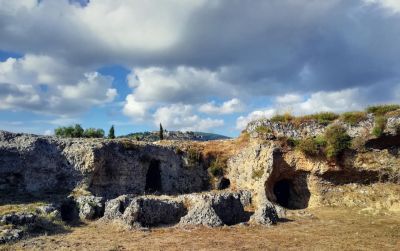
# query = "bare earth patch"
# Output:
<box><xmin>3</xmin><ymin>207</ymin><xmax>400</xmax><ymax>251</ymax></box>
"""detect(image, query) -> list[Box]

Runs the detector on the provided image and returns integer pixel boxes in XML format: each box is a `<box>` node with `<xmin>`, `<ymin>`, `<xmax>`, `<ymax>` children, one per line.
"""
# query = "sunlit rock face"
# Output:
<box><xmin>0</xmin><ymin>130</ymin><xmax>209</xmax><ymax>198</ymax></box>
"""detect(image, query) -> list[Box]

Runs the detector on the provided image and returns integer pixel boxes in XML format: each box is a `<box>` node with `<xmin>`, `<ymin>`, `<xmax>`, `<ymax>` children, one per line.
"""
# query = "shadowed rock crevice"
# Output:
<box><xmin>145</xmin><ymin>159</ymin><xmax>162</xmax><ymax>193</ymax></box>
<box><xmin>266</xmin><ymin>151</ymin><xmax>311</xmax><ymax>210</ymax></box>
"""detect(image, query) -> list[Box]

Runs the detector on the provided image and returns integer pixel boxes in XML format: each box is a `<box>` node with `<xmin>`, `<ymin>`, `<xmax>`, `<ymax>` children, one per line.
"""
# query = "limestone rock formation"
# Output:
<box><xmin>0</xmin><ymin>130</ymin><xmax>209</xmax><ymax>198</ymax></box>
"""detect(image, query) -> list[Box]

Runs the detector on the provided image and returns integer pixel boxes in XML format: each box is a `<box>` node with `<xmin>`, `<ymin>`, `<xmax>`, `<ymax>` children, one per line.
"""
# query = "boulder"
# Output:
<box><xmin>179</xmin><ymin>201</ymin><xmax>223</xmax><ymax>227</ymax></box>
<box><xmin>103</xmin><ymin>195</ymin><xmax>133</xmax><ymax>220</ymax></box>
<box><xmin>0</xmin><ymin>213</ymin><xmax>37</xmax><ymax>226</ymax></box>
<box><xmin>122</xmin><ymin>197</ymin><xmax>186</xmax><ymax>228</ymax></box>
<box><xmin>180</xmin><ymin>191</ymin><xmax>251</xmax><ymax>227</ymax></box>
<box><xmin>0</xmin><ymin>228</ymin><xmax>24</xmax><ymax>244</ymax></box>
<box><xmin>250</xmin><ymin>202</ymin><xmax>279</xmax><ymax>225</ymax></box>
<box><xmin>76</xmin><ymin>196</ymin><xmax>105</xmax><ymax>220</ymax></box>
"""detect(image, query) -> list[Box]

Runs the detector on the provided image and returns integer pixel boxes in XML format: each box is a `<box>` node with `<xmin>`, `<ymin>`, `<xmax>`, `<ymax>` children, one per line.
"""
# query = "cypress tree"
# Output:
<box><xmin>159</xmin><ymin>123</ymin><xmax>164</xmax><ymax>140</ymax></box>
<box><xmin>108</xmin><ymin>125</ymin><xmax>115</xmax><ymax>139</ymax></box>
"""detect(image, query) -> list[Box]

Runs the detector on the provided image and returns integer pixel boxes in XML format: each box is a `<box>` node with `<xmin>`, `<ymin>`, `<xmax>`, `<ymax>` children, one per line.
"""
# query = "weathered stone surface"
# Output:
<box><xmin>250</xmin><ymin>202</ymin><xmax>279</xmax><ymax>225</ymax></box>
<box><xmin>0</xmin><ymin>130</ymin><xmax>209</xmax><ymax>198</ymax></box>
<box><xmin>103</xmin><ymin>195</ymin><xmax>134</xmax><ymax>220</ymax></box>
<box><xmin>0</xmin><ymin>228</ymin><xmax>23</xmax><ymax>244</ymax></box>
<box><xmin>245</xmin><ymin>113</ymin><xmax>400</xmax><ymax>139</ymax></box>
<box><xmin>180</xmin><ymin>191</ymin><xmax>251</xmax><ymax>227</ymax></box>
<box><xmin>179</xmin><ymin>201</ymin><xmax>223</xmax><ymax>227</ymax></box>
<box><xmin>75</xmin><ymin>196</ymin><xmax>105</xmax><ymax>220</ymax></box>
<box><xmin>122</xmin><ymin>197</ymin><xmax>187</xmax><ymax>228</ymax></box>
<box><xmin>0</xmin><ymin>213</ymin><xmax>37</xmax><ymax>226</ymax></box>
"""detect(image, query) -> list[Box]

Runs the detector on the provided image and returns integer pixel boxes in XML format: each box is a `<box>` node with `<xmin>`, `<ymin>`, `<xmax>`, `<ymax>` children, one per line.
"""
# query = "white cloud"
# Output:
<box><xmin>0</xmin><ymin>55</ymin><xmax>117</xmax><ymax>115</ymax></box>
<box><xmin>122</xmin><ymin>94</ymin><xmax>153</xmax><ymax>120</ymax></box>
<box><xmin>236</xmin><ymin>87</ymin><xmax>384</xmax><ymax>129</ymax></box>
<box><xmin>364</xmin><ymin>0</ymin><xmax>400</xmax><ymax>13</ymax></box>
<box><xmin>276</xmin><ymin>94</ymin><xmax>304</xmax><ymax>104</ymax></box>
<box><xmin>153</xmin><ymin>104</ymin><xmax>224</xmax><ymax>132</ymax></box>
<box><xmin>199</xmin><ymin>98</ymin><xmax>244</xmax><ymax>115</ymax></box>
<box><xmin>236</xmin><ymin>109</ymin><xmax>276</xmax><ymax>130</ymax></box>
<box><xmin>127</xmin><ymin>66</ymin><xmax>233</xmax><ymax>104</ymax></box>
<box><xmin>123</xmin><ymin>66</ymin><xmax>235</xmax><ymax>122</ymax></box>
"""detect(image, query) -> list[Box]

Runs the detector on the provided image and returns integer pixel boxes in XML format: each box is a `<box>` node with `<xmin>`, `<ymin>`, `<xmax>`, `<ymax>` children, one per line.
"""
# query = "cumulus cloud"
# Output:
<box><xmin>199</xmin><ymin>98</ymin><xmax>244</xmax><ymax>115</ymax></box>
<box><xmin>153</xmin><ymin>104</ymin><xmax>224</xmax><ymax>132</ymax></box>
<box><xmin>0</xmin><ymin>55</ymin><xmax>117</xmax><ymax>115</ymax></box>
<box><xmin>236</xmin><ymin>109</ymin><xmax>276</xmax><ymax>130</ymax></box>
<box><xmin>1</xmin><ymin>0</ymin><xmax>400</xmax><ymax>134</ymax></box>
<box><xmin>236</xmin><ymin>84</ymin><xmax>400</xmax><ymax>129</ymax></box>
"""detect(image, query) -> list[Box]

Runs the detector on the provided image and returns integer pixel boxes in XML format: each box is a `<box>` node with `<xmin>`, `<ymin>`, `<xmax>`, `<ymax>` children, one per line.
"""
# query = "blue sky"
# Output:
<box><xmin>1</xmin><ymin>0</ymin><xmax>400</xmax><ymax>137</ymax></box>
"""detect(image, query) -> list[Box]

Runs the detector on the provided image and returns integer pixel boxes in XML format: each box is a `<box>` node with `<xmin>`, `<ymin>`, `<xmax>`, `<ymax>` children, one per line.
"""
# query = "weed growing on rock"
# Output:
<box><xmin>255</xmin><ymin>126</ymin><xmax>272</xmax><ymax>135</ymax></box>
<box><xmin>296</xmin><ymin>112</ymin><xmax>339</xmax><ymax>126</ymax></box>
<box><xmin>252</xmin><ymin>168</ymin><xmax>264</xmax><ymax>179</ymax></box>
<box><xmin>372</xmin><ymin>116</ymin><xmax>387</xmax><ymax>137</ymax></box>
<box><xmin>324</xmin><ymin>124</ymin><xmax>351</xmax><ymax>159</ymax></box>
<box><xmin>340</xmin><ymin>111</ymin><xmax>368</xmax><ymax>126</ymax></box>
<box><xmin>187</xmin><ymin>148</ymin><xmax>202</xmax><ymax>166</ymax></box>
<box><xmin>296</xmin><ymin>136</ymin><xmax>325</xmax><ymax>156</ymax></box>
<box><xmin>208</xmin><ymin>158</ymin><xmax>224</xmax><ymax>177</ymax></box>
<box><xmin>366</xmin><ymin>104</ymin><xmax>400</xmax><ymax>116</ymax></box>
<box><xmin>270</xmin><ymin>112</ymin><xmax>295</xmax><ymax>123</ymax></box>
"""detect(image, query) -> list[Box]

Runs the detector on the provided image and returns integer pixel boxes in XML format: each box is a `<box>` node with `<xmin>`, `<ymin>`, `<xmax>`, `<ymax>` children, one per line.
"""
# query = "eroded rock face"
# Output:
<box><xmin>0</xmin><ymin>131</ymin><xmax>209</xmax><ymax>198</ymax></box>
<box><xmin>227</xmin><ymin>139</ymin><xmax>400</xmax><ymax>211</ymax></box>
<box><xmin>76</xmin><ymin>196</ymin><xmax>105</xmax><ymax>220</ymax></box>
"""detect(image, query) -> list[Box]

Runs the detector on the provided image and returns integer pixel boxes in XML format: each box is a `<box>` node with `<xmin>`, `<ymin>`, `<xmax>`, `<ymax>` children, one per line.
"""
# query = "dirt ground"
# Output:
<box><xmin>2</xmin><ymin>207</ymin><xmax>400</xmax><ymax>251</ymax></box>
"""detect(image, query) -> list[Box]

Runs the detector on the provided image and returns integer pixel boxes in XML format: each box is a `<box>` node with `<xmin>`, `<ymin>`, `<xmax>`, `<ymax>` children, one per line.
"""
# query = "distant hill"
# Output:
<box><xmin>120</xmin><ymin>131</ymin><xmax>230</xmax><ymax>142</ymax></box>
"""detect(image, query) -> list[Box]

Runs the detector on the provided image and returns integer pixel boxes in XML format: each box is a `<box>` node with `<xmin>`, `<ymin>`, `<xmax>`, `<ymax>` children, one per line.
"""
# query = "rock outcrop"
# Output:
<box><xmin>0</xmin><ymin>130</ymin><xmax>209</xmax><ymax>198</ymax></box>
<box><xmin>1</xmin><ymin>111</ymin><xmax>400</xmax><ymax>245</ymax></box>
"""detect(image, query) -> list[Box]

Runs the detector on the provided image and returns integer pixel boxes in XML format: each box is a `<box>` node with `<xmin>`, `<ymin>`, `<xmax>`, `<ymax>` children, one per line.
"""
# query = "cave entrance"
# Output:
<box><xmin>145</xmin><ymin>159</ymin><xmax>162</xmax><ymax>193</ymax></box>
<box><xmin>273</xmin><ymin>179</ymin><xmax>293</xmax><ymax>208</ymax></box>
<box><xmin>272</xmin><ymin>176</ymin><xmax>310</xmax><ymax>210</ymax></box>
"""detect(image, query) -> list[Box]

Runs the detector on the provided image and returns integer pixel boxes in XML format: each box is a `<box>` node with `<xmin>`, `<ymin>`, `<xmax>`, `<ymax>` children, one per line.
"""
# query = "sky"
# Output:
<box><xmin>0</xmin><ymin>0</ymin><xmax>400</xmax><ymax>137</ymax></box>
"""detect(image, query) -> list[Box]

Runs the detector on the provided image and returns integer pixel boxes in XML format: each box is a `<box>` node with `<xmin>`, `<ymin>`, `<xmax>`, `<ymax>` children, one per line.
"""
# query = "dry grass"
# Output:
<box><xmin>5</xmin><ymin>207</ymin><xmax>400</xmax><ymax>250</ymax></box>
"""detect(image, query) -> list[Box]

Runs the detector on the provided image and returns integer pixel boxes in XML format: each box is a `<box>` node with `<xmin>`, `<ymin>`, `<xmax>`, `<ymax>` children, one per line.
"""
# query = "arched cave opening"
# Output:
<box><xmin>145</xmin><ymin>159</ymin><xmax>162</xmax><ymax>193</ymax></box>
<box><xmin>273</xmin><ymin>179</ymin><xmax>293</xmax><ymax>209</ymax></box>
<box><xmin>272</xmin><ymin>177</ymin><xmax>310</xmax><ymax>210</ymax></box>
<box><xmin>217</xmin><ymin>177</ymin><xmax>231</xmax><ymax>190</ymax></box>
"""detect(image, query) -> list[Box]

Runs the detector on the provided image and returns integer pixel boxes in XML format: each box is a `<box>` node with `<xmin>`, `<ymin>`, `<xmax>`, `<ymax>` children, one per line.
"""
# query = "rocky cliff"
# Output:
<box><xmin>1</xmin><ymin>110</ymin><xmax>400</xmax><ymax>243</ymax></box>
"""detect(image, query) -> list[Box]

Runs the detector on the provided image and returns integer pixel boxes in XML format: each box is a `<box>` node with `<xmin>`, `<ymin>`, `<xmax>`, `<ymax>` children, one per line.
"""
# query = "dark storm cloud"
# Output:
<box><xmin>0</xmin><ymin>0</ymin><xmax>399</xmax><ymax>101</ymax></box>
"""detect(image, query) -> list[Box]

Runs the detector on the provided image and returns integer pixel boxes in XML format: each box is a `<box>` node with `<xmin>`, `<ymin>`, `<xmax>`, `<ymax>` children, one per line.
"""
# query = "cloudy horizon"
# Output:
<box><xmin>1</xmin><ymin>0</ymin><xmax>400</xmax><ymax>136</ymax></box>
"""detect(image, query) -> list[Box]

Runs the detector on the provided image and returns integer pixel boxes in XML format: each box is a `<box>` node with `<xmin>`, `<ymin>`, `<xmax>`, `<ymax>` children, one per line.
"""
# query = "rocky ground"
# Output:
<box><xmin>2</xmin><ymin>207</ymin><xmax>399</xmax><ymax>251</ymax></box>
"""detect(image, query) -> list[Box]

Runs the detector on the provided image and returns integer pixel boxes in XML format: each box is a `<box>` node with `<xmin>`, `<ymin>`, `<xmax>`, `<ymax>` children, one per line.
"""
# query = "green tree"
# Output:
<box><xmin>108</xmin><ymin>125</ymin><xmax>115</xmax><ymax>139</ymax></box>
<box><xmin>159</xmin><ymin>123</ymin><xmax>164</xmax><ymax>140</ymax></box>
<box><xmin>72</xmin><ymin>124</ymin><xmax>84</xmax><ymax>138</ymax></box>
<box><xmin>83</xmin><ymin>128</ymin><xmax>104</xmax><ymax>138</ymax></box>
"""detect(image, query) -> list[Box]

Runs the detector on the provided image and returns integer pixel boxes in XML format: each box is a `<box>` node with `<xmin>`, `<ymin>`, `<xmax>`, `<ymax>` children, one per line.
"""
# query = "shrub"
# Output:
<box><xmin>324</xmin><ymin>124</ymin><xmax>351</xmax><ymax>159</ymax></box>
<box><xmin>351</xmin><ymin>136</ymin><xmax>367</xmax><ymax>151</ymax></box>
<box><xmin>286</xmin><ymin>137</ymin><xmax>299</xmax><ymax>147</ymax></box>
<box><xmin>366</xmin><ymin>104</ymin><xmax>400</xmax><ymax>116</ymax></box>
<box><xmin>255</xmin><ymin>125</ymin><xmax>272</xmax><ymax>134</ymax></box>
<box><xmin>208</xmin><ymin>158</ymin><xmax>224</xmax><ymax>177</ymax></box>
<box><xmin>54</xmin><ymin>124</ymin><xmax>84</xmax><ymax>138</ymax></box>
<box><xmin>372</xmin><ymin>116</ymin><xmax>387</xmax><ymax>137</ymax></box>
<box><xmin>270</xmin><ymin>112</ymin><xmax>294</xmax><ymax>123</ymax></box>
<box><xmin>294</xmin><ymin>112</ymin><xmax>339</xmax><ymax>126</ymax></box>
<box><xmin>340</xmin><ymin>111</ymin><xmax>367</xmax><ymax>126</ymax></box>
<box><xmin>187</xmin><ymin>148</ymin><xmax>202</xmax><ymax>166</ymax></box>
<box><xmin>310</xmin><ymin>112</ymin><xmax>339</xmax><ymax>125</ymax></box>
<box><xmin>83</xmin><ymin>128</ymin><xmax>105</xmax><ymax>138</ymax></box>
<box><xmin>296</xmin><ymin>136</ymin><xmax>325</xmax><ymax>156</ymax></box>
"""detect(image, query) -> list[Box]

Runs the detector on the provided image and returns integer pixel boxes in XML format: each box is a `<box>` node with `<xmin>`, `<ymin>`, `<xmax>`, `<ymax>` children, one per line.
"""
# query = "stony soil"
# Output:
<box><xmin>2</xmin><ymin>207</ymin><xmax>400</xmax><ymax>251</ymax></box>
